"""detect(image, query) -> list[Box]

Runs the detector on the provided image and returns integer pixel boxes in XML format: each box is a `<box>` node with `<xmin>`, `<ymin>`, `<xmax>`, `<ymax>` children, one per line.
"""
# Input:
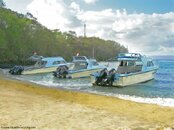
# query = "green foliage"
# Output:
<box><xmin>0</xmin><ymin>8</ymin><xmax>128</xmax><ymax>65</ymax></box>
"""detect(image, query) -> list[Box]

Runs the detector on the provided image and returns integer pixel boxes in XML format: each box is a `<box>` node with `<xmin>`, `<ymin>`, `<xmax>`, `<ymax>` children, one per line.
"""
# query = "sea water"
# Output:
<box><xmin>13</xmin><ymin>56</ymin><xmax>174</xmax><ymax>107</ymax></box>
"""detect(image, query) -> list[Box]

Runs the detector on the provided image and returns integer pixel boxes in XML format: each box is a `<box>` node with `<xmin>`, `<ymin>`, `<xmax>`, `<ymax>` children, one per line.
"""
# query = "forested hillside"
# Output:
<box><xmin>0</xmin><ymin>7</ymin><xmax>128</xmax><ymax>65</ymax></box>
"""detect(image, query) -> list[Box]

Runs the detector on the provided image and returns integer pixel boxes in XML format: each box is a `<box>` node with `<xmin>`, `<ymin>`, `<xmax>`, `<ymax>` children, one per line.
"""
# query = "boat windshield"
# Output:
<box><xmin>73</xmin><ymin>56</ymin><xmax>87</xmax><ymax>61</ymax></box>
<box><xmin>69</xmin><ymin>61</ymin><xmax>88</xmax><ymax>70</ymax></box>
<box><xmin>52</xmin><ymin>60</ymin><xmax>66</xmax><ymax>65</ymax></box>
<box><xmin>90</xmin><ymin>61</ymin><xmax>99</xmax><ymax>66</ymax></box>
<box><xmin>119</xmin><ymin>61</ymin><xmax>135</xmax><ymax>66</ymax></box>
<box><xmin>34</xmin><ymin>60</ymin><xmax>47</xmax><ymax>68</ymax></box>
<box><xmin>118</xmin><ymin>60</ymin><xmax>142</xmax><ymax>74</ymax></box>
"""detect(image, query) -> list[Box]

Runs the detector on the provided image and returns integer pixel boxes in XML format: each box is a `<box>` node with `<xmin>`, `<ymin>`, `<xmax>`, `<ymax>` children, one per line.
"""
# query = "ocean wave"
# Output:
<box><xmin>116</xmin><ymin>95</ymin><xmax>174</xmax><ymax>107</ymax></box>
<box><xmin>30</xmin><ymin>80</ymin><xmax>59</xmax><ymax>87</ymax></box>
<box><xmin>14</xmin><ymin>74</ymin><xmax>174</xmax><ymax>108</ymax></box>
<box><xmin>28</xmin><ymin>79</ymin><xmax>91</xmax><ymax>90</ymax></box>
<box><xmin>87</xmin><ymin>91</ymin><xmax>174</xmax><ymax>107</ymax></box>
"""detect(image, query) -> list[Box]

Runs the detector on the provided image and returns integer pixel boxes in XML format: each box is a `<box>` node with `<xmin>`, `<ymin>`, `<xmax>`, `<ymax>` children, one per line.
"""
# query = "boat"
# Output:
<box><xmin>91</xmin><ymin>53</ymin><xmax>158</xmax><ymax>87</ymax></box>
<box><xmin>53</xmin><ymin>56</ymin><xmax>105</xmax><ymax>78</ymax></box>
<box><xmin>9</xmin><ymin>57</ymin><xmax>71</xmax><ymax>75</ymax></box>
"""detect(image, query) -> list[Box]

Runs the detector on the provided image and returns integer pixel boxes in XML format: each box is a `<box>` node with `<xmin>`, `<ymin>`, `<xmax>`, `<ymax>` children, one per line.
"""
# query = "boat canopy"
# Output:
<box><xmin>35</xmin><ymin>57</ymin><xmax>66</xmax><ymax>68</ymax></box>
<box><xmin>73</xmin><ymin>56</ymin><xmax>88</xmax><ymax>61</ymax></box>
<box><xmin>69</xmin><ymin>61</ymin><xmax>88</xmax><ymax>70</ymax></box>
<box><xmin>117</xmin><ymin>53</ymin><xmax>142</xmax><ymax>61</ymax></box>
<box><xmin>116</xmin><ymin>53</ymin><xmax>158</xmax><ymax>74</ymax></box>
<box><xmin>28</xmin><ymin>55</ymin><xmax>44</xmax><ymax>62</ymax></box>
<box><xmin>70</xmin><ymin>56</ymin><xmax>101</xmax><ymax>70</ymax></box>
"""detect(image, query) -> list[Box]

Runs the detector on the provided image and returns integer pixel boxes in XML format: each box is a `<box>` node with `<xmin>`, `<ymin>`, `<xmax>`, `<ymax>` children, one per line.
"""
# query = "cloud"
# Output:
<box><xmin>4</xmin><ymin>0</ymin><xmax>32</xmax><ymax>13</ymax></box>
<box><xmin>27</xmin><ymin>0</ymin><xmax>82</xmax><ymax>31</ymax></box>
<box><xmin>27</xmin><ymin>0</ymin><xmax>174</xmax><ymax>55</ymax></box>
<box><xmin>83</xmin><ymin>0</ymin><xmax>98</xmax><ymax>4</ymax></box>
<box><xmin>112</xmin><ymin>12</ymin><xmax>174</xmax><ymax>55</ymax></box>
<box><xmin>78</xmin><ymin>9</ymin><xmax>174</xmax><ymax>55</ymax></box>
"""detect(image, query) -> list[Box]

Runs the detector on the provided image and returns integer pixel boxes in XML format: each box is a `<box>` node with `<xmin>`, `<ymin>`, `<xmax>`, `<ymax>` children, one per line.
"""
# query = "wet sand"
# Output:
<box><xmin>0</xmin><ymin>73</ymin><xmax>174</xmax><ymax>129</ymax></box>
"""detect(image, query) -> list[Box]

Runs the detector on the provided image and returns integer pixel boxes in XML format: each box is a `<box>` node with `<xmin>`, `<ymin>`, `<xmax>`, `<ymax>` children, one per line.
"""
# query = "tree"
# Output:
<box><xmin>68</xmin><ymin>30</ymin><xmax>77</xmax><ymax>37</ymax></box>
<box><xmin>0</xmin><ymin>7</ymin><xmax>128</xmax><ymax>64</ymax></box>
<box><xmin>25</xmin><ymin>12</ymin><xmax>37</xmax><ymax>20</ymax></box>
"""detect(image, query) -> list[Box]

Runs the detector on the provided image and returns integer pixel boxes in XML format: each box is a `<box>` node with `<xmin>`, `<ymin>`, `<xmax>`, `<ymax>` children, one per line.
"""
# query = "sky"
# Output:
<box><xmin>3</xmin><ymin>0</ymin><xmax>174</xmax><ymax>55</ymax></box>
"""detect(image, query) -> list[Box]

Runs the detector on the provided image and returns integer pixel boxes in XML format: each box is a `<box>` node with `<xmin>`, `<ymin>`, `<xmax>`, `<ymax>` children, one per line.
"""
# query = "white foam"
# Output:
<box><xmin>31</xmin><ymin>80</ymin><xmax>58</xmax><ymax>87</ymax></box>
<box><xmin>14</xmin><ymin>76</ymin><xmax>174</xmax><ymax>108</ymax></box>
<box><xmin>117</xmin><ymin>95</ymin><xmax>174</xmax><ymax>107</ymax></box>
<box><xmin>29</xmin><ymin>79</ymin><xmax>91</xmax><ymax>90</ymax></box>
<box><xmin>87</xmin><ymin>91</ymin><xmax>174</xmax><ymax>107</ymax></box>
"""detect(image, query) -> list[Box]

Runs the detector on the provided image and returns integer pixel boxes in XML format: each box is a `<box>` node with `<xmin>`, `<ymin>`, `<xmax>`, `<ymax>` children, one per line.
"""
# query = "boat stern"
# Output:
<box><xmin>90</xmin><ymin>72</ymin><xmax>99</xmax><ymax>86</ymax></box>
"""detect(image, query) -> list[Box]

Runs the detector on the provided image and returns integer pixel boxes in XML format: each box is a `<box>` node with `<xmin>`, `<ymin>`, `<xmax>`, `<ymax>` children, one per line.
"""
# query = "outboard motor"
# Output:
<box><xmin>106</xmin><ymin>68</ymin><xmax>116</xmax><ymax>86</ymax></box>
<box><xmin>95</xmin><ymin>68</ymin><xmax>116</xmax><ymax>86</ymax></box>
<box><xmin>95</xmin><ymin>68</ymin><xmax>108</xmax><ymax>86</ymax></box>
<box><xmin>9</xmin><ymin>66</ymin><xmax>24</xmax><ymax>75</ymax></box>
<box><xmin>53</xmin><ymin>65</ymin><xmax>69</xmax><ymax>78</ymax></box>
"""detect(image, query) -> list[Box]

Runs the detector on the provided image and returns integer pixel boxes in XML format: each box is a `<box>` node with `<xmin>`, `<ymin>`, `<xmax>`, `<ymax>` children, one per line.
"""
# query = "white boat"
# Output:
<box><xmin>53</xmin><ymin>56</ymin><xmax>105</xmax><ymax>78</ymax></box>
<box><xmin>9</xmin><ymin>57</ymin><xmax>71</xmax><ymax>75</ymax></box>
<box><xmin>91</xmin><ymin>53</ymin><xmax>158</xmax><ymax>87</ymax></box>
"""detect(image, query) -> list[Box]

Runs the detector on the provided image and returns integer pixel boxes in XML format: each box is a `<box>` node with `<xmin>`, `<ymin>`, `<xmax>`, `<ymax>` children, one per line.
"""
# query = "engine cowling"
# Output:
<box><xmin>9</xmin><ymin>66</ymin><xmax>24</xmax><ymax>75</ymax></box>
<box><xmin>53</xmin><ymin>65</ymin><xmax>69</xmax><ymax>78</ymax></box>
<box><xmin>95</xmin><ymin>68</ymin><xmax>116</xmax><ymax>86</ymax></box>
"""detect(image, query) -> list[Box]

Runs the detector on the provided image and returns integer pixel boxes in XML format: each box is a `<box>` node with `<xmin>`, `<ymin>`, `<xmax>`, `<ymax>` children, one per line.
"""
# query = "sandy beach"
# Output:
<box><xmin>0</xmin><ymin>72</ymin><xmax>174</xmax><ymax>129</ymax></box>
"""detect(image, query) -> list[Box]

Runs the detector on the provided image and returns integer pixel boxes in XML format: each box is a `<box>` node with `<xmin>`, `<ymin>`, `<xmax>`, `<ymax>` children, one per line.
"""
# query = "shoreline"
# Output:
<box><xmin>0</xmin><ymin>74</ymin><xmax>174</xmax><ymax>129</ymax></box>
<box><xmin>2</xmin><ymin>67</ymin><xmax>174</xmax><ymax>108</ymax></box>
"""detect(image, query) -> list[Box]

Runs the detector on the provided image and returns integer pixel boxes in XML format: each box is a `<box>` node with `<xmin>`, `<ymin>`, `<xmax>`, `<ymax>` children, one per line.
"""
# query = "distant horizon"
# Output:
<box><xmin>150</xmin><ymin>55</ymin><xmax>174</xmax><ymax>57</ymax></box>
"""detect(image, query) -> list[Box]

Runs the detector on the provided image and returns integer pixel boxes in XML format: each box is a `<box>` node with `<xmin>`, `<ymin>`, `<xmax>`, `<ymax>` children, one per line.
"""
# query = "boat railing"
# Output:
<box><xmin>118</xmin><ymin>53</ymin><xmax>142</xmax><ymax>59</ymax></box>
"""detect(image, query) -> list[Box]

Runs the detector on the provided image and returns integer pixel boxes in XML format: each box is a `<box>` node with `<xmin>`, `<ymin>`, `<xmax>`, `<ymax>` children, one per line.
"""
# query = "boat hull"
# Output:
<box><xmin>22</xmin><ymin>63</ymin><xmax>73</xmax><ymax>75</ymax></box>
<box><xmin>22</xmin><ymin>66</ymin><xmax>58</xmax><ymax>75</ymax></box>
<box><xmin>113</xmin><ymin>70</ymin><xmax>157</xmax><ymax>87</ymax></box>
<box><xmin>67</xmin><ymin>68</ymin><xmax>102</xmax><ymax>78</ymax></box>
<box><xmin>91</xmin><ymin>69</ymin><xmax>157</xmax><ymax>87</ymax></box>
